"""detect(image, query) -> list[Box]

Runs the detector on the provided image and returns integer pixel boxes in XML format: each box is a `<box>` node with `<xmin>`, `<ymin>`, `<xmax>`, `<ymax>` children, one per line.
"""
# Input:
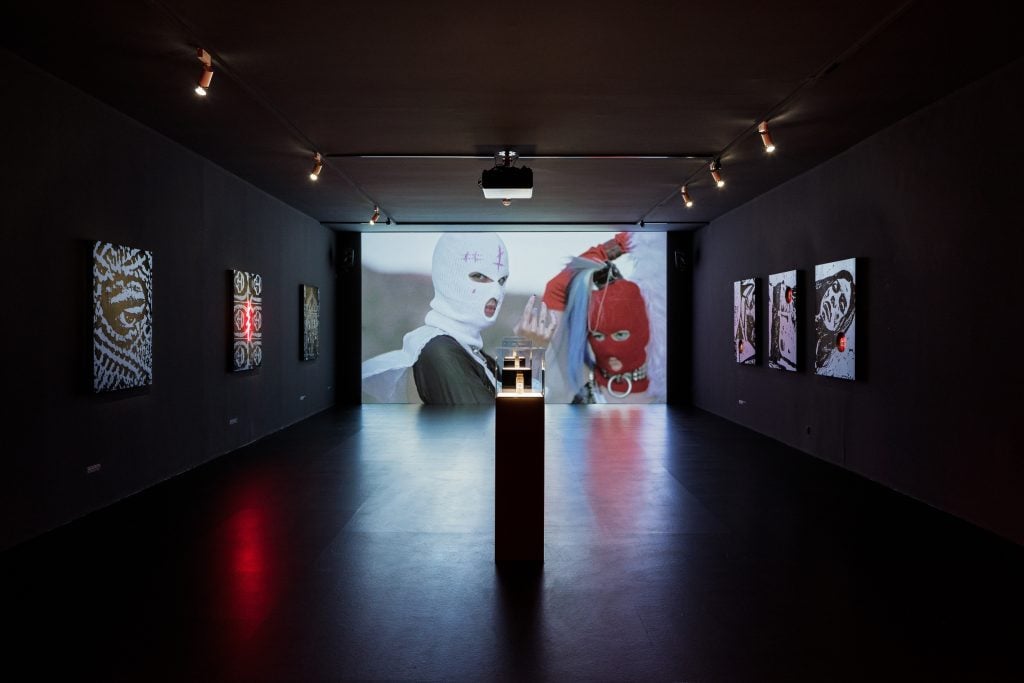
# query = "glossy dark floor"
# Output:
<box><xmin>3</xmin><ymin>405</ymin><xmax>1022</xmax><ymax>681</ymax></box>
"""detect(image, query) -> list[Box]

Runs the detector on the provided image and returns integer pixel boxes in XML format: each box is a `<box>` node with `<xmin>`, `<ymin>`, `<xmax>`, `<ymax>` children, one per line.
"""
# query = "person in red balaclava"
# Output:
<box><xmin>534</xmin><ymin>232</ymin><xmax>655</xmax><ymax>403</ymax></box>
<box><xmin>586</xmin><ymin>278</ymin><xmax>650</xmax><ymax>398</ymax></box>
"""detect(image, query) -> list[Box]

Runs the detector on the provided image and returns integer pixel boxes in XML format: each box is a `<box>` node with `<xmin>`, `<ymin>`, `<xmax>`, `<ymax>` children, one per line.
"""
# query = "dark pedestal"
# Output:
<box><xmin>494</xmin><ymin>393</ymin><xmax>544</xmax><ymax>563</ymax></box>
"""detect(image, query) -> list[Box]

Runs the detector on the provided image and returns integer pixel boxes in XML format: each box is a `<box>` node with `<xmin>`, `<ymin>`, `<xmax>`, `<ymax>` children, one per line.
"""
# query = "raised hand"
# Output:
<box><xmin>513</xmin><ymin>294</ymin><xmax>560</xmax><ymax>345</ymax></box>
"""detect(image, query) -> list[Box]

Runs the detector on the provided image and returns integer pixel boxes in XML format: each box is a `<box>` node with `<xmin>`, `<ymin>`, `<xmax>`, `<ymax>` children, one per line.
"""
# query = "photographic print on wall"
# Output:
<box><xmin>301</xmin><ymin>284</ymin><xmax>319</xmax><ymax>361</ymax></box>
<box><xmin>814</xmin><ymin>258</ymin><xmax>856</xmax><ymax>379</ymax></box>
<box><xmin>768</xmin><ymin>270</ymin><xmax>797</xmax><ymax>371</ymax></box>
<box><xmin>733</xmin><ymin>278</ymin><xmax>756</xmax><ymax>364</ymax></box>
<box><xmin>232</xmin><ymin>270</ymin><xmax>263</xmax><ymax>372</ymax></box>
<box><xmin>93</xmin><ymin>241</ymin><xmax>153</xmax><ymax>392</ymax></box>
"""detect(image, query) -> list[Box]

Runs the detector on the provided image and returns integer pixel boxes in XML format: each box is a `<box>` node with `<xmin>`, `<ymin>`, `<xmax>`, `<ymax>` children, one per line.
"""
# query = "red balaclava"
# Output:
<box><xmin>588</xmin><ymin>279</ymin><xmax>650</xmax><ymax>395</ymax></box>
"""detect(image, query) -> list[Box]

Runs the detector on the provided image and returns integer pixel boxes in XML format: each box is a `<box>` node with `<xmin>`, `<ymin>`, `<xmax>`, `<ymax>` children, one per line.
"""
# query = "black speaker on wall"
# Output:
<box><xmin>674</xmin><ymin>250</ymin><xmax>687</xmax><ymax>272</ymax></box>
<box><xmin>340</xmin><ymin>246</ymin><xmax>355</xmax><ymax>273</ymax></box>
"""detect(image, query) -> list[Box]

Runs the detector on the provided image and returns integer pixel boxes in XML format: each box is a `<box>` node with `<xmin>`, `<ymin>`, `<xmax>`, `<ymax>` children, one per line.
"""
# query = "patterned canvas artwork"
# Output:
<box><xmin>232</xmin><ymin>270</ymin><xmax>263</xmax><ymax>372</ymax></box>
<box><xmin>814</xmin><ymin>258</ymin><xmax>856</xmax><ymax>379</ymax></box>
<box><xmin>302</xmin><ymin>284</ymin><xmax>319</xmax><ymax>361</ymax></box>
<box><xmin>768</xmin><ymin>270</ymin><xmax>797</xmax><ymax>371</ymax></box>
<box><xmin>733</xmin><ymin>278</ymin><xmax>756</xmax><ymax>364</ymax></box>
<box><xmin>93</xmin><ymin>241</ymin><xmax>153</xmax><ymax>392</ymax></box>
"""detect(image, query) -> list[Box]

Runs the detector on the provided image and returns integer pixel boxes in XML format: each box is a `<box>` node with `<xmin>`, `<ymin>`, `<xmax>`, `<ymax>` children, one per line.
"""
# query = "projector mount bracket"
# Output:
<box><xmin>496</xmin><ymin>150</ymin><xmax>516</xmax><ymax>205</ymax></box>
<box><xmin>495</xmin><ymin>150</ymin><xmax>518</xmax><ymax>167</ymax></box>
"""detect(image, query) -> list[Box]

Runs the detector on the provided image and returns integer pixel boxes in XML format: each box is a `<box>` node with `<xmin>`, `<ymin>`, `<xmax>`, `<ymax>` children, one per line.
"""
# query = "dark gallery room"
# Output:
<box><xmin>2</xmin><ymin>1</ymin><xmax>1023</xmax><ymax>680</ymax></box>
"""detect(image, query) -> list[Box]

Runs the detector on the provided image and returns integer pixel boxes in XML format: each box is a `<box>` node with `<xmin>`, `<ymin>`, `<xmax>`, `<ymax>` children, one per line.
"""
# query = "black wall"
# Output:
<box><xmin>1</xmin><ymin>50</ymin><xmax>338</xmax><ymax>550</ymax></box>
<box><xmin>666</xmin><ymin>231</ymin><xmax>694</xmax><ymax>405</ymax></box>
<box><xmin>333</xmin><ymin>231</ymin><xmax>361</xmax><ymax>406</ymax></box>
<box><xmin>692</xmin><ymin>57</ymin><xmax>1024</xmax><ymax>544</ymax></box>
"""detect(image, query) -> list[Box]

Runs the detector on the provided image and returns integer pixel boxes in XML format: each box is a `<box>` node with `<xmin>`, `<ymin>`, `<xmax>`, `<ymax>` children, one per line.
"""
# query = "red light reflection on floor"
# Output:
<box><xmin>585</xmin><ymin>407</ymin><xmax>647</xmax><ymax>534</ymax></box>
<box><xmin>226</xmin><ymin>505</ymin><xmax>271</xmax><ymax>628</ymax></box>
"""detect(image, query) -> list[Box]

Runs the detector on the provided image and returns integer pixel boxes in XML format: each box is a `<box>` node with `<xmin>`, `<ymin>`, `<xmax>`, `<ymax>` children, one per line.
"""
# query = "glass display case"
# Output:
<box><xmin>496</xmin><ymin>336</ymin><xmax>545</xmax><ymax>395</ymax></box>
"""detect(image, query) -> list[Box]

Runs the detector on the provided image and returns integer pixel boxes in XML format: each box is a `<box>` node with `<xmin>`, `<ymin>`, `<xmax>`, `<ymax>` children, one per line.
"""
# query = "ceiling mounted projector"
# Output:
<box><xmin>481</xmin><ymin>150</ymin><xmax>533</xmax><ymax>199</ymax></box>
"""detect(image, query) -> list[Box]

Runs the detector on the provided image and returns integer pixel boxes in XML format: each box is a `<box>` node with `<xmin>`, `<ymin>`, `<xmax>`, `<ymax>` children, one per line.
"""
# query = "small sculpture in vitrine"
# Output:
<box><xmin>497</xmin><ymin>337</ymin><xmax>545</xmax><ymax>395</ymax></box>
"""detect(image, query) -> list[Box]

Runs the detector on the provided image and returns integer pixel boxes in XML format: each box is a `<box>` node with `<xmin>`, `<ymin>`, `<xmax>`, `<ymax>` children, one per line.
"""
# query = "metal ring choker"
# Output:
<box><xmin>599</xmin><ymin>363</ymin><xmax>647</xmax><ymax>398</ymax></box>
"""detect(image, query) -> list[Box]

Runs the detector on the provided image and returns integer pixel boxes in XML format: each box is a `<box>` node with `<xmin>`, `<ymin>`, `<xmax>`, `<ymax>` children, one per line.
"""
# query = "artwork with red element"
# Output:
<box><xmin>231</xmin><ymin>269</ymin><xmax>263</xmax><ymax>372</ymax></box>
<box><xmin>814</xmin><ymin>258</ymin><xmax>856</xmax><ymax>380</ymax></box>
<box><xmin>767</xmin><ymin>270</ymin><xmax>797</xmax><ymax>371</ymax></box>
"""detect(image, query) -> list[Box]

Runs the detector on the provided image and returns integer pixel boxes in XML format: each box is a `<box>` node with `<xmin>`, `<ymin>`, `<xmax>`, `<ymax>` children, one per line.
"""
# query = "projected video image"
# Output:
<box><xmin>361</xmin><ymin>232</ymin><xmax>665</xmax><ymax>404</ymax></box>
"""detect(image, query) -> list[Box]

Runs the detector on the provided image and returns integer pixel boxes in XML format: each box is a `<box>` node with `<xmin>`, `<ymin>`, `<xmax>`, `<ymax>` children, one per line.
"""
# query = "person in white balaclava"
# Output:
<box><xmin>361</xmin><ymin>233</ymin><xmax>510</xmax><ymax>404</ymax></box>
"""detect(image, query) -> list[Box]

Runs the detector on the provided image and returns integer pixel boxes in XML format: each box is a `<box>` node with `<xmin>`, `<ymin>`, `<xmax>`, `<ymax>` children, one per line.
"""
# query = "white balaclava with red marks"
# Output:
<box><xmin>425</xmin><ymin>233</ymin><xmax>509</xmax><ymax>349</ymax></box>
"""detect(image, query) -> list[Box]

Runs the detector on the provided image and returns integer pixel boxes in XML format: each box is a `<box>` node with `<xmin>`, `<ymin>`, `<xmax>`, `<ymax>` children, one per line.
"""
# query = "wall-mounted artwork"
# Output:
<box><xmin>301</xmin><ymin>284</ymin><xmax>319</xmax><ymax>361</ymax></box>
<box><xmin>93</xmin><ymin>241</ymin><xmax>153</xmax><ymax>392</ymax></box>
<box><xmin>232</xmin><ymin>270</ymin><xmax>263</xmax><ymax>372</ymax></box>
<box><xmin>733</xmin><ymin>278</ymin><xmax>756</xmax><ymax>364</ymax></box>
<box><xmin>814</xmin><ymin>258</ymin><xmax>856</xmax><ymax>379</ymax></box>
<box><xmin>768</xmin><ymin>270</ymin><xmax>797</xmax><ymax>371</ymax></box>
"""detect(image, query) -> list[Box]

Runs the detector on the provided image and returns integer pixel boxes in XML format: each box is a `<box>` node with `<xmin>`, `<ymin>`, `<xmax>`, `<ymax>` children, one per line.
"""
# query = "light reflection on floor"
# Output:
<box><xmin>6</xmin><ymin>403</ymin><xmax>1022</xmax><ymax>681</ymax></box>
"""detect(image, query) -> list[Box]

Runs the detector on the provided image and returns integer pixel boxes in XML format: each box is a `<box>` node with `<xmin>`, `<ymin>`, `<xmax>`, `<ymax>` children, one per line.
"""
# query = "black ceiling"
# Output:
<box><xmin>4</xmin><ymin>1</ymin><xmax>1021</xmax><ymax>231</ymax></box>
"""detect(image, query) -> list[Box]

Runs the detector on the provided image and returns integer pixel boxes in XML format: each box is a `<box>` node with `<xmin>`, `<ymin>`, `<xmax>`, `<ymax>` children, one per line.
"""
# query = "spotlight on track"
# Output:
<box><xmin>681</xmin><ymin>185</ymin><xmax>694</xmax><ymax>208</ymax></box>
<box><xmin>710</xmin><ymin>159</ymin><xmax>725</xmax><ymax>188</ymax></box>
<box><xmin>194</xmin><ymin>48</ymin><xmax>213</xmax><ymax>96</ymax></box>
<box><xmin>758</xmin><ymin>121</ymin><xmax>776</xmax><ymax>153</ymax></box>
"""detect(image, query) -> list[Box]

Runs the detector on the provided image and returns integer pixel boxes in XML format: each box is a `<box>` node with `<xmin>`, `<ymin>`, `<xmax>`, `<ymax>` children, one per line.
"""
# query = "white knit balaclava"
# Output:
<box><xmin>427</xmin><ymin>233</ymin><xmax>510</xmax><ymax>339</ymax></box>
